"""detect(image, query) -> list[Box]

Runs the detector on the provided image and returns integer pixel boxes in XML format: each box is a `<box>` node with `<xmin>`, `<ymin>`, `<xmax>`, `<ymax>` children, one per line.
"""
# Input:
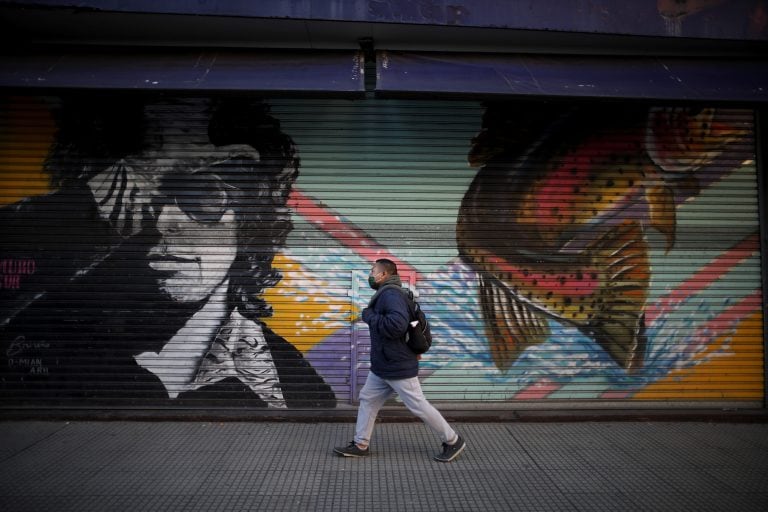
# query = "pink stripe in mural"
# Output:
<box><xmin>512</xmin><ymin>284</ymin><xmax>762</xmax><ymax>402</ymax></box>
<box><xmin>646</xmin><ymin>233</ymin><xmax>760</xmax><ymax>323</ymax></box>
<box><xmin>512</xmin><ymin>379</ymin><xmax>562</xmax><ymax>400</ymax></box>
<box><xmin>288</xmin><ymin>188</ymin><xmax>421</xmax><ymax>278</ymax></box>
<box><xmin>290</xmin><ymin>188</ymin><xmax>763</xmax><ymax>402</ymax></box>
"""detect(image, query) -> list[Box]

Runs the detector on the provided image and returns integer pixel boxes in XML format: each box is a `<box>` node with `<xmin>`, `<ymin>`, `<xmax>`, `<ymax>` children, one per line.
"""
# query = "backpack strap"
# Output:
<box><xmin>374</xmin><ymin>284</ymin><xmax>415</xmax><ymax>319</ymax></box>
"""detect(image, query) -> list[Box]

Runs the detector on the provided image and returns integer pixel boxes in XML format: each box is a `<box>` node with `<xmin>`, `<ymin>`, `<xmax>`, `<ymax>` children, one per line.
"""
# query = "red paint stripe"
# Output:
<box><xmin>535</xmin><ymin>134</ymin><xmax>642</xmax><ymax>218</ymax></box>
<box><xmin>646</xmin><ymin>234</ymin><xmax>760</xmax><ymax>323</ymax></box>
<box><xmin>512</xmin><ymin>379</ymin><xmax>562</xmax><ymax>400</ymax></box>
<box><xmin>475</xmin><ymin>249</ymin><xmax>600</xmax><ymax>297</ymax></box>
<box><xmin>290</xmin><ymin>188</ymin><xmax>762</xmax><ymax>402</ymax></box>
<box><xmin>288</xmin><ymin>188</ymin><xmax>421</xmax><ymax>278</ymax></box>
<box><xmin>516</xmin><ymin>290</ymin><xmax>762</xmax><ymax>402</ymax></box>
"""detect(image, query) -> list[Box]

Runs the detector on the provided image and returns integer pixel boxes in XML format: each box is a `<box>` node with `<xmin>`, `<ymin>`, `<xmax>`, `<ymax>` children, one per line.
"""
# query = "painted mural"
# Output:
<box><xmin>0</xmin><ymin>95</ymin><xmax>763</xmax><ymax>408</ymax></box>
<box><xmin>0</xmin><ymin>96</ymin><xmax>334</xmax><ymax>408</ymax></box>
<box><xmin>460</xmin><ymin>104</ymin><xmax>671</xmax><ymax>373</ymax></box>
<box><xmin>448</xmin><ymin>103</ymin><xmax>762</xmax><ymax>400</ymax></box>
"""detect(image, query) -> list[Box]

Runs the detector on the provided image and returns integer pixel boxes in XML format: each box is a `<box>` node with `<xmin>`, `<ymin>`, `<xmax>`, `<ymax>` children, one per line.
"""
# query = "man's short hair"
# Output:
<box><xmin>375</xmin><ymin>258</ymin><xmax>398</xmax><ymax>276</ymax></box>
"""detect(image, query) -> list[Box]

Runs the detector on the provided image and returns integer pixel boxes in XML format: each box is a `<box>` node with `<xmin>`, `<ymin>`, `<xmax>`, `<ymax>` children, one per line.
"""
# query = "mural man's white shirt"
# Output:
<box><xmin>195</xmin><ymin>309</ymin><xmax>287</xmax><ymax>408</ymax></box>
<box><xmin>134</xmin><ymin>279</ymin><xmax>230</xmax><ymax>398</ymax></box>
<box><xmin>133</xmin><ymin>280</ymin><xmax>286</xmax><ymax>407</ymax></box>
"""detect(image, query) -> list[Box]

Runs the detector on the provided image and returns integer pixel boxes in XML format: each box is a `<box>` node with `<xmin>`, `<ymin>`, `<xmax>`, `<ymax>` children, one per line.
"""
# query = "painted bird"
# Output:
<box><xmin>458</xmin><ymin>104</ymin><xmax>748</xmax><ymax>372</ymax></box>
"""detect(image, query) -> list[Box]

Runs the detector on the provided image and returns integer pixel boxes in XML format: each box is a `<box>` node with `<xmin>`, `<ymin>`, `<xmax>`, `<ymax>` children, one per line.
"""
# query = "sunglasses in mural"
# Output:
<box><xmin>90</xmin><ymin>153</ymin><xmax>259</xmax><ymax>236</ymax></box>
<box><xmin>159</xmin><ymin>167</ymin><xmax>244</xmax><ymax>224</ymax></box>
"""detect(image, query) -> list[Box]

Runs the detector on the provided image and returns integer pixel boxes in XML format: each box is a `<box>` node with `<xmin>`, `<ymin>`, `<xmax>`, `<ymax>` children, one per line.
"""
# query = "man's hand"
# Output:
<box><xmin>350</xmin><ymin>310</ymin><xmax>365</xmax><ymax>324</ymax></box>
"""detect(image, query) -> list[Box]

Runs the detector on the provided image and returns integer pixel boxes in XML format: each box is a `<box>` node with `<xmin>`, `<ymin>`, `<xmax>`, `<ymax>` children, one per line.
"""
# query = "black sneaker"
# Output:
<box><xmin>433</xmin><ymin>435</ymin><xmax>466</xmax><ymax>462</ymax></box>
<box><xmin>334</xmin><ymin>441</ymin><xmax>370</xmax><ymax>458</ymax></box>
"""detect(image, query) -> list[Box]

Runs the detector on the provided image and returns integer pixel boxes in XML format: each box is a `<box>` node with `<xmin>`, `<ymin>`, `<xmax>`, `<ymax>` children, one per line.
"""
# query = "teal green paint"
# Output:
<box><xmin>270</xmin><ymin>99</ymin><xmax>482</xmax><ymax>226</ymax></box>
<box><xmin>647</xmin><ymin>164</ymin><xmax>760</xmax><ymax>304</ymax></box>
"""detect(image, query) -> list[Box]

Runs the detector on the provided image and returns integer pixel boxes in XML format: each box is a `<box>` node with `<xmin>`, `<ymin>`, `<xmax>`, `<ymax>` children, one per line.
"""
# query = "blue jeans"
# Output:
<box><xmin>354</xmin><ymin>371</ymin><xmax>457</xmax><ymax>449</ymax></box>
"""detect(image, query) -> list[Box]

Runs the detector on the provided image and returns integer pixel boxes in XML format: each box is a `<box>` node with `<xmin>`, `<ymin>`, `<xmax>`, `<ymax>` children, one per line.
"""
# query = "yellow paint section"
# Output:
<box><xmin>634</xmin><ymin>311</ymin><xmax>764</xmax><ymax>400</ymax></box>
<box><xmin>0</xmin><ymin>97</ymin><xmax>56</xmax><ymax>205</ymax></box>
<box><xmin>262</xmin><ymin>252</ymin><xmax>353</xmax><ymax>353</ymax></box>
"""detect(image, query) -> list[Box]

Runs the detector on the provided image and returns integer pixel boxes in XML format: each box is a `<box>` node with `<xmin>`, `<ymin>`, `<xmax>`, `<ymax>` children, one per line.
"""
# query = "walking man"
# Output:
<box><xmin>334</xmin><ymin>259</ymin><xmax>466</xmax><ymax>462</ymax></box>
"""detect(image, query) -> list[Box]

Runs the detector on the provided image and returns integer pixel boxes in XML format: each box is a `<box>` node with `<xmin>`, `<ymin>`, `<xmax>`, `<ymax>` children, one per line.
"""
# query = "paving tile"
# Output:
<box><xmin>543</xmin><ymin>468</ymin><xmax>621</xmax><ymax>494</ymax></box>
<box><xmin>592</xmin><ymin>466</ymin><xmax>680</xmax><ymax>494</ymax></box>
<box><xmin>649</xmin><ymin>465</ymin><xmax>736</xmax><ymax>494</ymax></box>
<box><xmin>0</xmin><ymin>421</ymin><xmax>765</xmax><ymax>512</ymax></box>
<box><xmin>520</xmin><ymin>447</ymin><xmax>595</xmax><ymax>470</ymax></box>
<box><xmin>627</xmin><ymin>491</ymin><xmax>768</xmax><ymax>512</ymax></box>
<box><xmin>701</xmin><ymin>465</ymin><xmax>768</xmax><ymax>493</ymax></box>
<box><xmin>571</xmin><ymin>447</ymin><xmax>637</xmax><ymax>469</ymax></box>
<box><xmin>568</xmin><ymin>491</ymin><xmax>644</xmax><ymax>512</ymax></box>
<box><xmin>620</xmin><ymin>445</ymin><xmax>706</xmax><ymax>468</ymax></box>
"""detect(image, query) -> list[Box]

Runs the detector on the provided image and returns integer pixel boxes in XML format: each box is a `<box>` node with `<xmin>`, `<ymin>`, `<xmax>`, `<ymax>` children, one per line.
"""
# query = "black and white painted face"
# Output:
<box><xmin>136</xmin><ymin>142</ymin><xmax>259</xmax><ymax>303</ymax></box>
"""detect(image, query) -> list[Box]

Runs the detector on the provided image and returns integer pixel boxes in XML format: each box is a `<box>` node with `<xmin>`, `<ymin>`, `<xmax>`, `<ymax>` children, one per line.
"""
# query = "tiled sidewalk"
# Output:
<box><xmin>0</xmin><ymin>421</ymin><xmax>766</xmax><ymax>511</ymax></box>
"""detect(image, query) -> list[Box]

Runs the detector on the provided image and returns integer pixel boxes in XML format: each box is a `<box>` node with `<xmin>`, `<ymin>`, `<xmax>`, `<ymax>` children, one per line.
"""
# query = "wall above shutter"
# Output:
<box><xmin>0</xmin><ymin>48</ymin><xmax>365</xmax><ymax>93</ymax></box>
<box><xmin>377</xmin><ymin>51</ymin><xmax>768</xmax><ymax>102</ymax></box>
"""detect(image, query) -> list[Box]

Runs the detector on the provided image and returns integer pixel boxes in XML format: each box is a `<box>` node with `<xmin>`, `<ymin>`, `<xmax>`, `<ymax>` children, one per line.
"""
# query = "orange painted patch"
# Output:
<box><xmin>262</xmin><ymin>253</ymin><xmax>352</xmax><ymax>354</ymax></box>
<box><xmin>0</xmin><ymin>97</ymin><xmax>56</xmax><ymax>205</ymax></box>
<box><xmin>634</xmin><ymin>311</ymin><xmax>764</xmax><ymax>400</ymax></box>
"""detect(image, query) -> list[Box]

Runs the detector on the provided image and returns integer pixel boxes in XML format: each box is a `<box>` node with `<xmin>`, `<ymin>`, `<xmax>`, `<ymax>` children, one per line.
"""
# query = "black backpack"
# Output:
<box><xmin>375</xmin><ymin>285</ymin><xmax>433</xmax><ymax>354</ymax></box>
<box><xmin>401</xmin><ymin>289</ymin><xmax>432</xmax><ymax>355</ymax></box>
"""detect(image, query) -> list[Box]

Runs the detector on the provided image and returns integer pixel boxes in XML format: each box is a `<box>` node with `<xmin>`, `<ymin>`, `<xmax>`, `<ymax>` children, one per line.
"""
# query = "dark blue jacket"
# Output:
<box><xmin>362</xmin><ymin>285</ymin><xmax>418</xmax><ymax>380</ymax></box>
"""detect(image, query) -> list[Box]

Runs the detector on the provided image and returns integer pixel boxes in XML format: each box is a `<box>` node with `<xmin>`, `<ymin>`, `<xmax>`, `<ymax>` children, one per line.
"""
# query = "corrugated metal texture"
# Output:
<box><xmin>265</xmin><ymin>99</ymin><xmax>481</xmax><ymax>405</ymax></box>
<box><xmin>0</xmin><ymin>94</ymin><xmax>764</xmax><ymax>412</ymax></box>
<box><xmin>0</xmin><ymin>95</ymin><xmax>338</xmax><ymax>409</ymax></box>
<box><xmin>267</xmin><ymin>99</ymin><xmax>765</xmax><ymax>406</ymax></box>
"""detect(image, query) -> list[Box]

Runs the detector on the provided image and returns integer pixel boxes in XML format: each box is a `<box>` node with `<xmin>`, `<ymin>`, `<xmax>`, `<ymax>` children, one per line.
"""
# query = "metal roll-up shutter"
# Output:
<box><xmin>269</xmin><ymin>99</ymin><xmax>764</xmax><ymax>409</ymax></box>
<box><xmin>0</xmin><ymin>94</ymin><xmax>338</xmax><ymax>410</ymax></box>
<box><xmin>269</xmin><ymin>99</ymin><xmax>484</xmax><ymax>406</ymax></box>
<box><xmin>1</xmin><ymin>94</ymin><xmax>764</xmax><ymax>413</ymax></box>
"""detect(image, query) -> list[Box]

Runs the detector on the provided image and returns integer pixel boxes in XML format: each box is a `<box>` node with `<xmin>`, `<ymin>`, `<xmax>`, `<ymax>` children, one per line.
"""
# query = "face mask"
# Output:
<box><xmin>368</xmin><ymin>275</ymin><xmax>379</xmax><ymax>289</ymax></box>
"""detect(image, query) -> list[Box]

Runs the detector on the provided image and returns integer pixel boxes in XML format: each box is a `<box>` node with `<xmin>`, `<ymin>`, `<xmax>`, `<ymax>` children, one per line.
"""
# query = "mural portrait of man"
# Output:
<box><xmin>0</xmin><ymin>95</ymin><xmax>335</xmax><ymax>408</ymax></box>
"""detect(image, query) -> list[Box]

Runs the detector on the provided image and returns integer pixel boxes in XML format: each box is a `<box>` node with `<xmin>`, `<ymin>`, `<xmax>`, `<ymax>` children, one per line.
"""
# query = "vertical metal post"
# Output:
<box><xmin>349</xmin><ymin>269</ymin><xmax>360</xmax><ymax>404</ymax></box>
<box><xmin>755</xmin><ymin>107</ymin><xmax>768</xmax><ymax>409</ymax></box>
